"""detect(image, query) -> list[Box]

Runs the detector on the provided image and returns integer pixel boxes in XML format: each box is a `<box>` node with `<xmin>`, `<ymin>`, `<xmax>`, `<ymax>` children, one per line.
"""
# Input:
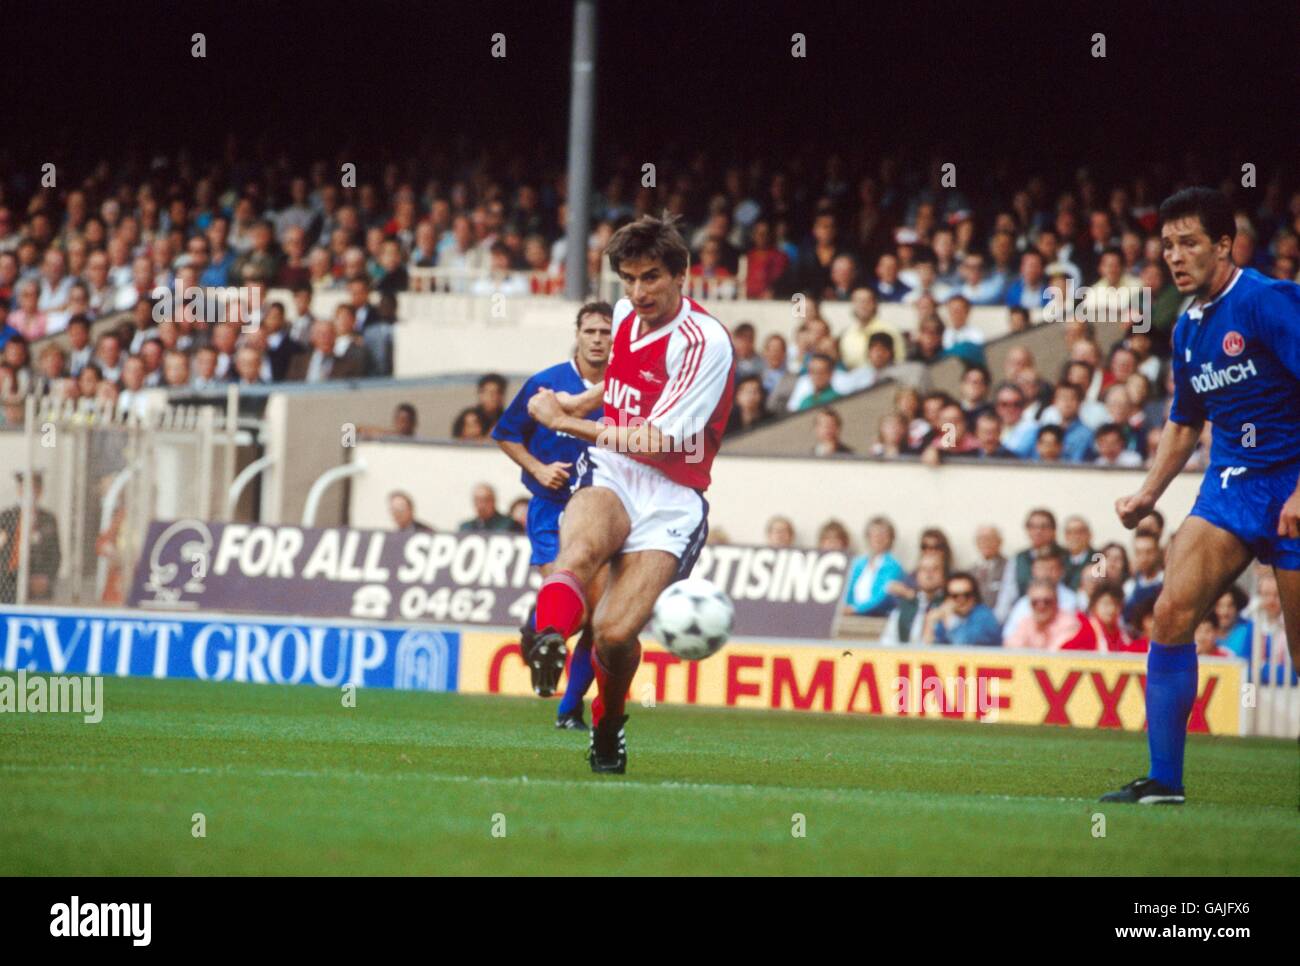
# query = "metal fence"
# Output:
<box><xmin>406</xmin><ymin>258</ymin><xmax>750</xmax><ymax>303</ymax></box>
<box><xmin>1243</xmin><ymin>617</ymin><xmax>1299</xmax><ymax>738</ymax></box>
<box><xmin>3</xmin><ymin>392</ymin><xmax>245</xmax><ymax>608</ymax></box>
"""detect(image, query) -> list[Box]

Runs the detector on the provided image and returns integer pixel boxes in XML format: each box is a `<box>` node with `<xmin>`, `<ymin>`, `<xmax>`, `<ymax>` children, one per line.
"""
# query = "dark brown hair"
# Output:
<box><xmin>605</xmin><ymin>213</ymin><xmax>690</xmax><ymax>276</ymax></box>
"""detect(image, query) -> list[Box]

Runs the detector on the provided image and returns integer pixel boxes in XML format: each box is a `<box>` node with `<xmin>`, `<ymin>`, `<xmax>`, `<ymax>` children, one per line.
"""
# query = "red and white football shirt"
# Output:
<box><xmin>602</xmin><ymin>295</ymin><xmax>735</xmax><ymax>490</ymax></box>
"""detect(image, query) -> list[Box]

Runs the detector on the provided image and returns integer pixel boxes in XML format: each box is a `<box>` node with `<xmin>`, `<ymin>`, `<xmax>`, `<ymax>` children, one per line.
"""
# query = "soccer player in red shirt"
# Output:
<box><xmin>526</xmin><ymin>214</ymin><xmax>736</xmax><ymax>773</ymax></box>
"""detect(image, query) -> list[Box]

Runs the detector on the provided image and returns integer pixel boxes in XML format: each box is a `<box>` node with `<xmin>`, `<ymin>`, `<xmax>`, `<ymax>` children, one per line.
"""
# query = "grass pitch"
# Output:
<box><xmin>2</xmin><ymin>675</ymin><xmax>1296</xmax><ymax>875</ymax></box>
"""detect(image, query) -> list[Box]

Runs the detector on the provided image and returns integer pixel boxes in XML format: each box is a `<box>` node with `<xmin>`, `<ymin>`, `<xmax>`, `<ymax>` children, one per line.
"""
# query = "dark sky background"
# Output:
<box><xmin>2</xmin><ymin>0</ymin><xmax>1297</xmax><ymax>181</ymax></box>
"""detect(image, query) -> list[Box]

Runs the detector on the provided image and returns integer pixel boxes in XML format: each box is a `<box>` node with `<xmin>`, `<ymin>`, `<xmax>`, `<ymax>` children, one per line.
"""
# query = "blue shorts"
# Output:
<box><xmin>1190</xmin><ymin>461</ymin><xmax>1300</xmax><ymax>570</ymax></box>
<box><xmin>526</xmin><ymin>498</ymin><xmax>565</xmax><ymax>567</ymax></box>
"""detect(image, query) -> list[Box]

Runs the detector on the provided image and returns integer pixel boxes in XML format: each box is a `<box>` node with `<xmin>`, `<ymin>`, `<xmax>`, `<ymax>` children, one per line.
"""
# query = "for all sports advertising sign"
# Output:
<box><xmin>125</xmin><ymin>520</ymin><xmax>847</xmax><ymax>639</ymax></box>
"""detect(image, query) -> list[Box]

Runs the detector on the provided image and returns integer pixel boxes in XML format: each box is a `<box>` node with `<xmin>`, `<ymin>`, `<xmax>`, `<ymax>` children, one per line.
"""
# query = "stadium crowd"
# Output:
<box><xmin>756</xmin><ymin>507</ymin><xmax>1289</xmax><ymax>660</ymax></box>
<box><xmin>1</xmin><ymin>145</ymin><xmax>1297</xmax><ymax>438</ymax></box>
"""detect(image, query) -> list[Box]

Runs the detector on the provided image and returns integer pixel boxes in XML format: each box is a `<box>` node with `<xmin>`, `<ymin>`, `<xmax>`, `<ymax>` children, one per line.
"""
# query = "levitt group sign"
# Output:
<box><xmin>126</xmin><ymin>520</ymin><xmax>847</xmax><ymax>639</ymax></box>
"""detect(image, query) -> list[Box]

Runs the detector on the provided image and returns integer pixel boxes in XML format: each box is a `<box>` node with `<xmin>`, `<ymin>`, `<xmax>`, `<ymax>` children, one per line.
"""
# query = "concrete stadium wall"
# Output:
<box><xmin>260</xmin><ymin>376</ymin><xmax>523</xmax><ymax>527</ymax></box>
<box><xmin>346</xmin><ymin>440</ymin><xmax>1203</xmax><ymax>569</ymax></box>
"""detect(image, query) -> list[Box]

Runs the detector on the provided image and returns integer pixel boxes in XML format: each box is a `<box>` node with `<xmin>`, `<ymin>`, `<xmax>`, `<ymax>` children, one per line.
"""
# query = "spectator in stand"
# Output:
<box><xmin>957</xmin><ymin>364</ymin><xmax>992</xmax><ymax>429</ymax></box>
<box><xmin>925</xmin><ymin>571</ymin><xmax>1002</xmax><ymax>646</ymax></box>
<box><xmin>994</xmin><ymin>508</ymin><xmax>1063</xmax><ymax>621</ymax></box>
<box><xmin>992</xmin><ymin>383</ymin><xmax>1038</xmax><ymax>457</ymax></box>
<box><xmin>790</xmin><ymin>353</ymin><xmax>841</xmax><ymax>412</ymax></box>
<box><xmin>1004</xmin><ymin>578</ymin><xmax>1087</xmax><ymax>650</ymax></box>
<box><xmin>1004</xmin><ymin>249</ymin><xmax>1050</xmax><ymax>309</ymax></box>
<box><xmin>375</xmin><ymin>238</ymin><xmax>410</xmax><ymax>296</ymax></box>
<box><xmin>1097</xmin><ymin>540</ymin><xmax>1131</xmax><ymax>590</ymax></box>
<box><xmin>918</xmin><ymin>227</ymin><xmax>954</xmax><ymax>290</ymax></box>
<box><xmin>761</xmin><ymin>334</ymin><xmax>797</xmax><ymax>413</ymax></box>
<box><xmin>824</xmin><ymin>254</ymin><xmax>858</xmax><ymax>301</ymax></box>
<box><xmin>508</xmin><ymin>496</ymin><xmax>531</xmax><ymax>531</ymax></box>
<box><xmin>1211</xmin><ymin>586</ymin><xmax>1252</xmax><ymax>659</ymax></box>
<box><xmin>766</xmin><ymin>516</ymin><xmax>796</xmax><ymax>548</ymax></box>
<box><xmin>941</xmin><ymin>296</ymin><xmax>977</xmax><ymax>356</ymax></box>
<box><xmin>63</xmin><ymin>316</ymin><xmax>93</xmax><ymax>376</ymax></box>
<box><xmin>969</xmin><ymin>525</ymin><xmax>1008</xmax><ymax>613</ymax></box>
<box><xmin>1002</xmin><ymin>551</ymin><xmax>1076</xmax><ymax>631</ymax></box>
<box><xmin>727</xmin><ymin>374</ymin><xmax>772</xmax><ymax>434</ymax></box>
<box><xmin>958</xmin><ymin>410</ymin><xmax>1015</xmax><ymax>460</ymax></box>
<box><xmin>1121</xmin><ymin>531</ymin><xmax>1164</xmax><ymax>634</ymax></box>
<box><xmin>388</xmin><ymin>491</ymin><xmax>433</xmax><ymax>533</ymax></box>
<box><xmin>1034</xmin><ymin>423</ymin><xmax>1065</xmax><ymax>462</ymax></box>
<box><xmin>881</xmin><ymin>550</ymin><xmax>946</xmax><ymax>645</ymax></box>
<box><xmin>1101</xmin><ymin>383</ymin><xmax>1146</xmax><ymax>458</ymax></box>
<box><xmin>1040</xmin><ymin>383</ymin><xmax>1094</xmax><ymax>461</ymax></box>
<box><xmin>1248</xmin><ymin>571</ymin><xmax>1293</xmax><ymax>682</ymax></box>
<box><xmin>452</xmin><ymin>407</ymin><xmax>487</xmax><ymax>441</ymax></box>
<box><xmin>0</xmin><ymin>471</ymin><xmax>61</xmax><ymax>603</ymax></box>
<box><xmin>817</xmin><ymin>519</ymin><xmax>851</xmax><ymax>552</ymax></box>
<box><xmin>288</xmin><ymin>319</ymin><xmax>355</xmax><ymax>382</ymax></box>
<box><xmin>811</xmin><ymin>406</ymin><xmax>853</xmax><ymax>456</ymax></box>
<box><xmin>731</xmin><ymin>323</ymin><xmax>764</xmax><ymax>381</ymax></box>
<box><xmin>260</xmin><ymin>302</ymin><xmax>304</xmax><ymax>381</ymax></box>
<box><xmin>161</xmin><ymin>350</ymin><xmax>190</xmax><ymax>389</ymax></box>
<box><xmin>870</xmin><ymin>411</ymin><xmax>909</xmax><ymax>457</ymax></box>
<box><xmin>475</xmin><ymin>373</ymin><xmax>507</xmax><ymax>432</ymax></box>
<box><xmin>871</xmin><ymin>251</ymin><xmax>911</xmax><ymax>303</ymax></box>
<box><xmin>459</xmin><ymin>483</ymin><xmax>518</xmax><ymax>532</ymax></box>
<box><xmin>232</xmin><ymin>345</ymin><xmax>267</xmax><ymax>386</ymax></box>
<box><xmin>1194</xmin><ymin>616</ymin><xmax>1231</xmax><ymax>657</ymax></box>
<box><xmin>690</xmin><ymin>238</ymin><xmax>736</xmax><ymax>296</ymax></box>
<box><xmin>1093</xmin><ymin>422</ymin><xmax>1142</xmax><ymax>467</ymax></box>
<box><xmin>839</xmin><ymin>287</ymin><xmax>906</xmax><ymax>367</ymax></box>
<box><xmin>901</xmin><ymin>250</ymin><xmax>954</xmax><ymax>305</ymax></box>
<box><xmin>1082</xmin><ymin>247</ymin><xmax>1141</xmax><ymax>321</ymax></box>
<box><xmin>956</xmin><ymin>253</ymin><xmax>1004</xmax><ymax>305</ymax></box>
<box><xmin>783</xmin><ymin>210</ymin><xmax>843</xmax><ymax>297</ymax></box>
<box><xmin>743</xmin><ymin>220</ymin><xmax>788</xmax><ymax>299</ymax></box>
<box><xmin>1061</xmin><ymin>515</ymin><xmax>1096</xmax><ymax>589</ymax></box>
<box><xmin>908</xmin><ymin>316</ymin><xmax>946</xmax><ymax>364</ymax></box>
<box><xmin>9</xmin><ymin>280</ymin><xmax>47</xmax><ymax>340</ymax></box>
<box><xmin>843</xmin><ymin>516</ymin><xmax>907</xmax><ymax>617</ymax></box>
<box><xmin>1062</xmin><ymin>583</ymin><xmax>1138</xmax><ymax>652</ymax></box>
<box><xmin>921</xmin><ymin>399</ymin><xmax>978</xmax><ymax>464</ymax></box>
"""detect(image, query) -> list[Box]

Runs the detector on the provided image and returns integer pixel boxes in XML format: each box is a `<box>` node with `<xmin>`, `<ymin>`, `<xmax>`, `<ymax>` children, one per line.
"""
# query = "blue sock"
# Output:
<box><xmin>1146</xmin><ymin>642</ymin><xmax>1197</xmax><ymax>790</ymax></box>
<box><xmin>558</xmin><ymin>633</ymin><xmax>595</xmax><ymax>716</ymax></box>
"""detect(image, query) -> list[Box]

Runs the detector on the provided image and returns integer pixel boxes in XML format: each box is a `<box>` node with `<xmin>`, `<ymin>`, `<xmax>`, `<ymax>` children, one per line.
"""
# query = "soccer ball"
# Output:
<box><xmin>651</xmin><ymin>578</ymin><xmax>733</xmax><ymax>660</ymax></box>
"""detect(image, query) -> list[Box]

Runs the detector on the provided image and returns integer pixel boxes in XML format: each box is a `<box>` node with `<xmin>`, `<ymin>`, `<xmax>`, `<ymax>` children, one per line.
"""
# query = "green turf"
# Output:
<box><xmin>1</xmin><ymin>674</ymin><xmax>1296</xmax><ymax>875</ymax></box>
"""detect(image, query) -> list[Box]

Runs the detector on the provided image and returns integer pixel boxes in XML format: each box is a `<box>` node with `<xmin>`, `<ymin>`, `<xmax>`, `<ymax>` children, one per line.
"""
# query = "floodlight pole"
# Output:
<box><xmin>563</xmin><ymin>0</ymin><xmax>598</xmax><ymax>301</ymax></box>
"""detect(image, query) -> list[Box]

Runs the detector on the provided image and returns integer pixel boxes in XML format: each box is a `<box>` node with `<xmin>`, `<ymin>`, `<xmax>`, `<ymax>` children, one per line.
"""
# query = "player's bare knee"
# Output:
<box><xmin>1152</xmin><ymin>593</ymin><xmax>1196</xmax><ymax>643</ymax></box>
<box><xmin>592</xmin><ymin>612</ymin><xmax>635</xmax><ymax>651</ymax></box>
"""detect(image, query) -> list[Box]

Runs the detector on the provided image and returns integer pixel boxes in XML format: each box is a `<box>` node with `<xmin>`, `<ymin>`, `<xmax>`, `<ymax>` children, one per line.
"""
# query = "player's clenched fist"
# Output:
<box><xmin>533</xmin><ymin>461</ymin><xmax>572</xmax><ymax>490</ymax></box>
<box><xmin>527</xmin><ymin>387</ymin><xmax>565</xmax><ymax>428</ymax></box>
<box><xmin>1115</xmin><ymin>491</ymin><xmax>1156</xmax><ymax>530</ymax></box>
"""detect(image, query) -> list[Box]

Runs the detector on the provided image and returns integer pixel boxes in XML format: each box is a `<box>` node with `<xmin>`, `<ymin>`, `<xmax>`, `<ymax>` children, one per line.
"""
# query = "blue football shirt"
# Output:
<box><xmin>491</xmin><ymin>359</ymin><xmax>599</xmax><ymax>503</ymax></box>
<box><xmin>1168</xmin><ymin>267</ymin><xmax>1300</xmax><ymax>470</ymax></box>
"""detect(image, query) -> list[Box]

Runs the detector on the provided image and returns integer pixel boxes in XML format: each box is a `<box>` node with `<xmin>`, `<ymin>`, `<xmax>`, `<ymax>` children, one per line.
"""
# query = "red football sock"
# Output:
<box><xmin>592</xmin><ymin>638</ymin><xmax>641</xmax><ymax>723</ymax></box>
<box><xmin>534</xmin><ymin>569</ymin><xmax>587</xmax><ymax>640</ymax></box>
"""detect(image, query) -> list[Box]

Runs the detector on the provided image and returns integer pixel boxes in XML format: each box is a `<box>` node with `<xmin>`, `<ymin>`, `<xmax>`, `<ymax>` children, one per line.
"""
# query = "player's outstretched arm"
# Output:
<box><xmin>1115</xmin><ymin>420</ymin><xmax>1201</xmax><ymax>529</ymax></box>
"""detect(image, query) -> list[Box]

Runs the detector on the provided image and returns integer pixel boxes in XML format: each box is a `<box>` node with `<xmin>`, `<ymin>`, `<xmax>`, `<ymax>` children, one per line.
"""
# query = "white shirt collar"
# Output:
<box><xmin>1187</xmin><ymin>267</ymin><xmax>1241</xmax><ymax>321</ymax></box>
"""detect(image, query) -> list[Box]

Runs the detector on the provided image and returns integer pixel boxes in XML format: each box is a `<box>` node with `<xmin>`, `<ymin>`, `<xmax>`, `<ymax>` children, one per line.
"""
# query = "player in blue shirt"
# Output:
<box><xmin>492</xmin><ymin>302</ymin><xmax>612</xmax><ymax>728</ymax></box>
<box><xmin>1102</xmin><ymin>188</ymin><xmax>1300</xmax><ymax>805</ymax></box>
